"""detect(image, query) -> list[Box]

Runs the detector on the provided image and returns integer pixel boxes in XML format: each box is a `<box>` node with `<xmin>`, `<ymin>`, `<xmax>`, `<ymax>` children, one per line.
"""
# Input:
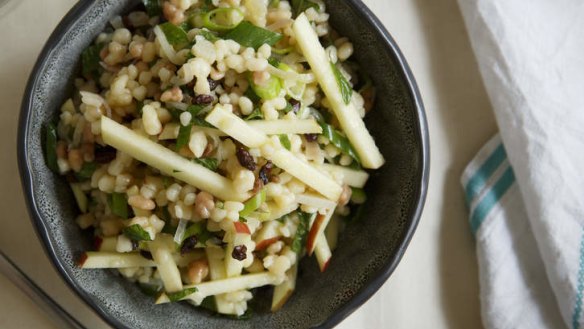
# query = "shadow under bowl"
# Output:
<box><xmin>18</xmin><ymin>0</ymin><xmax>429</xmax><ymax>328</ymax></box>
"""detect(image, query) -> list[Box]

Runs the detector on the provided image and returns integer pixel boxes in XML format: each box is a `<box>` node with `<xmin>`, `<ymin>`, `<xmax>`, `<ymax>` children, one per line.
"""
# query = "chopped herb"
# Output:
<box><xmin>224</xmin><ymin>21</ymin><xmax>282</xmax><ymax>49</ymax></box>
<box><xmin>81</xmin><ymin>43</ymin><xmax>104</xmax><ymax>80</ymax></box>
<box><xmin>239</xmin><ymin>217</ymin><xmax>248</xmax><ymax>223</ymax></box>
<box><xmin>138</xmin><ymin>282</ymin><xmax>163</xmax><ymax>296</ymax></box>
<box><xmin>244</xmin><ymin>87</ymin><xmax>261</xmax><ymax>103</ymax></box>
<box><xmin>167</xmin><ymin>287</ymin><xmax>198</xmax><ymax>302</ymax></box>
<box><xmin>193</xmin><ymin>158</ymin><xmax>219</xmax><ymax>171</ymax></box>
<box><xmin>346</xmin><ymin>203</ymin><xmax>365</xmax><ymax>224</ymax></box>
<box><xmin>44</xmin><ymin>123</ymin><xmax>58</xmax><ymax>173</ymax></box>
<box><xmin>123</xmin><ymin>224</ymin><xmax>152</xmax><ymax>241</ymax></box>
<box><xmin>347</xmin><ymin>160</ymin><xmax>362</xmax><ymax>171</ymax></box>
<box><xmin>351</xmin><ymin>187</ymin><xmax>367</xmax><ymax>204</ymax></box>
<box><xmin>172</xmin><ymin>169</ymin><xmax>182</xmax><ymax>173</ymax></box>
<box><xmin>320</xmin><ymin>122</ymin><xmax>361</xmax><ymax>164</ymax></box>
<box><xmin>159</xmin><ymin>22</ymin><xmax>190</xmax><ymax>49</ymax></box>
<box><xmin>268</xmin><ymin>57</ymin><xmax>280</xmax><ymax>68</ymax></box>
<box><xmin>330</xmin><ymin>62</ymin><xmax>353</xmax><ymax>105</ymax></box>
<box><xmin>186</xmin><ymin>104</ymin><xmax>206</xmax><ymax>116</ymax></box>
<box><xmin>162</xmin><ymin>176</ymin><xmax>173</xmax><ymax>188</ymax></box>
<box><xmin>200</xmin><ymin>296</ymin><xmax>217</xmax><ymax>312</ymax></box>
<box><xmin>244</xmin><ymin>107</ymin><xmax>264</xmax><ymax>121</ymax></box>
<box><xmin>176</xmin><ymin>123</ymin><xmax>192</xmax><ymax>150</ymax></box>
<box><xmin>142</xmin><ymin>0</ymin><xmax>162</xmax><ymax>17</ymax></box>
<box><xmin>110</xmin><ymin>192</ymin><xmax>129</xmax><ymax>219</ymax></box>
<box><xmin>74</xmin><ymin>162</ymin><xmax>97</xmax><ymax>181</ymax></box>
<box><xmin>136</xmin><ymin>101</ymin><xmax>145</xmax><ymax>115</ymax></box>
<box><xmin>279</xmin><ymin>135</ymin><xmax>291</xmax><ymax>150</ymax></box>
<box><xmin>239</xmin><ymin>189</ymin><xmax>266</xmax><ymax>217</ymax></box>
<box><xmin>291</xmin><ymin>212</ymin><xmax>311</xmax><ymax>253</ymax></box>
<box><xmin>192</xmin><ymin>116</ymin><xmax>215</xmax><ymax>128</ymax></box>
<box><xmin>291</xmin><ymin>0</ymin><xmax>319</xmax><ymax>17</ymax></box>
<box><xmin>276</xmin><ymin>213</ymin><xmax>290</xmax><ymax>223</ymax></box>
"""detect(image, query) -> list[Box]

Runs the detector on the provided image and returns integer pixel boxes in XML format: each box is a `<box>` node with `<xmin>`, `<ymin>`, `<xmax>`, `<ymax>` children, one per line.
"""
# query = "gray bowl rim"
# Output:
<box><xmin>17</xmin><ymin>0</ymin><xmax>429</xmax><ymax>328</ymax></box>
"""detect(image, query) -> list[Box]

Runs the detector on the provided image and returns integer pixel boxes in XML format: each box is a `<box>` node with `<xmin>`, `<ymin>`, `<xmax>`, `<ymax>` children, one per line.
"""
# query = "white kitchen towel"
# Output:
<box><xmin>457</xmin><ymin>0</ymin><xmax>584</xmax><ymax>329</ymax></box>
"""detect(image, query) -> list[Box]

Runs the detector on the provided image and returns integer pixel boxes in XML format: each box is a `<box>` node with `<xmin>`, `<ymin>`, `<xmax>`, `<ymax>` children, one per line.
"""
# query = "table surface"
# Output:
<box><xmin>0</xmin><ymin>0</ymin><xmax>497</xmax><ymax>328</ymax></box>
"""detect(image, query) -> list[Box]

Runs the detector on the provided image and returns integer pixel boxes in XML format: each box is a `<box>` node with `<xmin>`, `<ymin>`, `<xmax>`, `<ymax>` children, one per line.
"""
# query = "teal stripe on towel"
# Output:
<box><xmin>470</xmin><ymin>166</ymin><xmax>515</xmax><ymax>234</ymax></box>
<box><xmin>465</xmin><ymin>143</ymin><xmax>507</xmax><ymax>206</ymax></box>
<box><xmin>572</xmin><ymin>229</ymin><xmax>584</xmax><ymax>329</ymax></box>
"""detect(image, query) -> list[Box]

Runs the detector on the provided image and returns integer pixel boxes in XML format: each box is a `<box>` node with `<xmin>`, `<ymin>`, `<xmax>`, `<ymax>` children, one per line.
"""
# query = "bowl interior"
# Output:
<box><xmin>18</xmin><ymin>1</ymin><xmax>428</xmax><ymax>328</ymax></box>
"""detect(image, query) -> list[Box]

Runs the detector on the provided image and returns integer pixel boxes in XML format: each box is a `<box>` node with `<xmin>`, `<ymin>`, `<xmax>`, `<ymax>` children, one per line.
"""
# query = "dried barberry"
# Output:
<box><xmin>208</xmin><ymin>78</ymin><xmax>219</xmax><ymax>91</ymax></box>
<box><xmin>289</xmin><ymin>99</ymin><xmax>300</xmax><ymax>113</ymax></box>
<box><xmin>259</xmin><ymin>160</ymin><xmax>273</xmax><ymax>185</ymax></box>
<box><xmin>232</xmin><ymin>245</ymin><xmax>247</xmax><ymax>261</ymax></box>
<box><xmin>140</xmin><ymin>250</ymin><xmax>153</xmax><ymax>260</ymax></box>
<box><xmin>181</xmin><ymin>236</ymin><xmax>198</xmax><ymax>254</ymax></box>
<box><xmin>194</xmin><ymin>94</ymin><xmax>214</xmax><ymax>105</ymax></box>
<box><xmin>94</xmin><ymin>145</ymin><xmax>117</xmax><ymax>163</ymax></box>
<box><xmin>304</xmin><ymin>134</ymin><xmax>318</xmax><ymax>142</ymax></box>
<box><xmin>236</xmin><ymin>146</ymin><xmax>256</xmax><ymax>171</ymax></box>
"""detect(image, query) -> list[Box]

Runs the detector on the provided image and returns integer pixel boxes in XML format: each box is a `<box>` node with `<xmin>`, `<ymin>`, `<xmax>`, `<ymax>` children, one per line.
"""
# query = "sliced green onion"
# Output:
<box><xmin>350</xmin><ymin>187</ymin><xmax>367</xmax><ymax>204</ymax></box>
<box><xmin>167</xmin><ymin>287</ymin><xmax>198</xmax><ymax>302</ymax></box>
<box><xmin>111</xmin><ymin>192</ymin><xmax>129</xmax><ymax>219</ymax></box>
<box><xmin>240</xmin><ymin>189</ymin><xmax>266</xmax><ymax>217</ymax></box>
<box><xmin>279</xmin><ymin>135</ymin><xmax>291</xmax><ymax>150</ymax></box>
<box><xmin>142</xmin><ymin>0</ymin><xmax>162</xmax><ymax>17</ymax></box>
<box><xmin>193</xmin><ymin>158</ymin><xmax>219</xmax><ymax>172</ymax></box>
<box><xmin>44</xmin><ymin>123</ymin><xmax>58</xmax><ymax>173</ymax></box>
<box><xmin>81</xmin><ymin>43</ymin><xmax>104</xmax><ymax>80</ymax></box>
<box><xmin>75</xmin><ymin>162</ymin><xmax>97</xmax><ymax>181</ymax></box>
<box><xmin>330</xmin><ymin>62</ymin><xmax>353</xmax><ymax>105</ymax></box>
<box><xmin>123</xmin><ymin>224</ymin><xmax>152</xmax><ymax>241</ymax></box>
<box><xmin>224</xmin><ymin>21</ymin><xmax>282</xmax><ymax>49</ymax></box>
<box><xmin>202</xmin><ymin>8</ymin><xmax>244</xmax><ymax>31</ymax></box>
<box><xmin>197</xmin><ymin>29</ymin><xmax>221</xmax><ymax>42</ymax></box>
<box><xmin>269</xmin><ymin>0</ymin><xmax>280</xmax><ymax>8</ymax></box>
<box><xmin>70</xmin><ymin>183</ymin><xmax>88</xmax><ymax>213</ymax></box>
<box><xmin>271</xmin><ymin>46</ymin><xmax>293</xmax><ymax>55</ymax></box>
<box><xmin>248</xmin><ymin>72</ymin><xmax>281</xmax><ymax>100</ymax></box>
<box><xmin>320</xmin><ymin>122</ymin><xmax>361</xmax><ymax>164</ymax></box>
<box><xmin>290</xmin><ymin>0</ymin><xmax>319</xmax><ymax>17</ymax></box>
<box><xmin>159</xmin><ymin>22</ymin><xmax>190</xmax><ymax>50</ymax></box>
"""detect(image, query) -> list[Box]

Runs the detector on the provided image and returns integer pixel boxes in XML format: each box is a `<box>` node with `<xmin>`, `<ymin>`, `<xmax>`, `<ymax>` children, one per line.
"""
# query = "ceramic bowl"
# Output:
<box><xmin>18</xmin><ymin>1</ymin><xmax>429</xmax><ymax>327</ymax></box>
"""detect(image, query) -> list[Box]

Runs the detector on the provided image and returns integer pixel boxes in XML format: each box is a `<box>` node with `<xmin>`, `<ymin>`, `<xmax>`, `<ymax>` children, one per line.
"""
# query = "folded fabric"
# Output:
<box><xmin>457</xmin><ymin>0</ymin><xmax>584</xmax><ymax>328</ymax></box>
<box><xmin>462</xmin><ymin>135</ymin><xmax>565</xmax><ymax>329</ymax></box>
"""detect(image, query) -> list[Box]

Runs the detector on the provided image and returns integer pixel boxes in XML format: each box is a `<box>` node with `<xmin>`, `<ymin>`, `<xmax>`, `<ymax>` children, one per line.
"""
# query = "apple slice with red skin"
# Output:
<box><xmin>306</xmin><ymin>208</ymin><xmax>335</xmax><ymax>256</ymax></box>
<box><xmin>225</xmin><ymin>221</ymin><xmax>253</xmax><ymax>277</ymax></box>
<box><xmin>254</xmin><ymin>220</ymin><xmax>283</xmax><ymax>251</ymax></box>
<box><xmin>271</xmin><ymin>264</ymin><xmax>298</xmax><ymax>311</ymax></box>
<box><xmin>314</xmin><ymin>234</ymin><xmax>332</xmax><ymax>272</ymax></box>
